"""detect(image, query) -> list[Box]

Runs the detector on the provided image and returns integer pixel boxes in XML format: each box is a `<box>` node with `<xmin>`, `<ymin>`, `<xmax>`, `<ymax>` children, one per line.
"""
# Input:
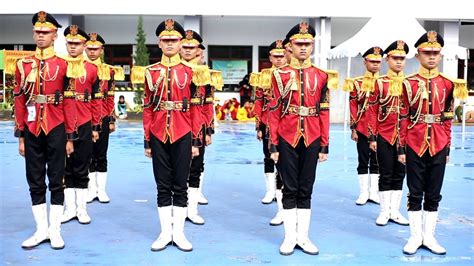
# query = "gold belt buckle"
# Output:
<box><xmin>35</xmin><ymin>94</ymin><xmax>47</xmax><ymax>104</ymax></box>
<box><xmin>164</xmin><ymin>101</ymin><xmax>175</xmax><ymax>111</ymax></box>
<box><xmin>299</xmin><ymin>106</ymin><xmax>309</xmax><ymax>116</ymax></box>
<box><xmin>424</xmin><ymin>114</ymin><xmax>435</xmax><ymax>124</ymax></box>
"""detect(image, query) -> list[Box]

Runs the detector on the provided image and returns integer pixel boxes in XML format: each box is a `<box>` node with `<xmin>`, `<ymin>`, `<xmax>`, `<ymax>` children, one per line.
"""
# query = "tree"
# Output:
<box><xmin>132</xmin><ymin>16</ymin><xmax>149</xmax><ymax>111</ymax></box>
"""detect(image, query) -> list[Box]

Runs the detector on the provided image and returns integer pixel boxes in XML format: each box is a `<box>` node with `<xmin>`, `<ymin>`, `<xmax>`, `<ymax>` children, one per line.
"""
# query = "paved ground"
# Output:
<box><xmin>0</xmin><ymin>120</ymin><xmax>472</xmax><ymax>265</ymax></box>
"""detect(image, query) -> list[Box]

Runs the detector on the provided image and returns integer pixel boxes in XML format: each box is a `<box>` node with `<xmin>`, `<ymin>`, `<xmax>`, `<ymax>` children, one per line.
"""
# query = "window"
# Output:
<box><xmin>208</xmin><ymin>45</ymin><xmax>252</xmax><ymax>92</ymax></box>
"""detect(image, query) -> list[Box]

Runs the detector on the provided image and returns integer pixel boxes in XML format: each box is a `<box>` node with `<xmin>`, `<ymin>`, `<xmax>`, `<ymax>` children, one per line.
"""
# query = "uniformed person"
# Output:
<box><xmin>61</xmin><ymin>25</ymin><xmax>102</xmax><ymax>225</ymax></box>
<box><xmin>400</xmin><ymin>31</ymin><xmax>468</xmax><ymax>255</ymax></box>
<box><xmin>268</xmin><ymin>22</ymin><xmax>338</xmax><ymax>255</ymax></box>
<box><xmin>14</xmin><ymin>11</ymin><xmax>80</xmax><ymax>249</ymax></box>
<box><xmin>368</xmin><ymin>40</ymin><xmax>410</xmax><ymax>226</ymax></box>
<box><xmin>85</xmin><ymin>32</ymin><xmax>124</xmax><ymax>203</ymax></box>
<box><xmin>251</xmin><ymin>40</ymin><xmax>287</xmax><ymax>225</ymax></box>
<box><xmin>344</xmin><ymin>47</ymin><xmax>382</xmax><ymax>205</ymax></box>
<box><xmin>142</xmin><ymin>19</ymin><xmax>208</xmax><ymax>252</ymax></box>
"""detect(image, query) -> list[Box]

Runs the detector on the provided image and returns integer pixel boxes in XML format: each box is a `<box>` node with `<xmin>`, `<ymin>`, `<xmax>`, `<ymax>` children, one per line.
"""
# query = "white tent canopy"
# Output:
<box><xmin>328</xmin><ymin>16</ymin><xmax>467</xmax><ymax>60</ymax></box>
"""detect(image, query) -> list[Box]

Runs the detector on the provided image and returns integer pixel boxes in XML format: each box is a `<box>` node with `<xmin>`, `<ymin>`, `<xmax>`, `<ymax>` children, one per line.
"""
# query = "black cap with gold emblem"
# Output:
<box><xmin>86</xmin><ymin>33</ymin><xmax>106</xmax><ymax>48</ymax></box>
<box><xmin>286</xmin><ymin>22</ymin><xmax>316</xmax><ymax>43</ymax></box>
<box><xmin>384</xmin><ymin>40</ymin><xmax>409</xmax><ymax>57</ymax></box>
<box><xmin>414</xmin><ymin>30</ymin><xmax>444</xmax><ymax>52</ymax></box>
<box><xmin>155</xmin><ymin>19</ymin><xmax>185</xmax><ymax>40</ymax></box>
<box><xmin>182</xmin><ymin>30</ymin><xmax>203</xmax><ymax>48</ymax></box>
<box><xmin>362</xmin><ymin>46</ymin><xmax>384</xmax><ymax>62</ymax></box>
<box><xmin>268</xmin><ymin>40</ymin><xmax>285</xmax><ymax>56</ymax></box>
<box><xmin>32</xmin><ymin>11</ymin><xmax>62</xmax><ymax>31</ymax></box>
<box><xmin>64</xmin><ymin>25</ymin><xmax>89</xmax><ymax>43</ymax></box>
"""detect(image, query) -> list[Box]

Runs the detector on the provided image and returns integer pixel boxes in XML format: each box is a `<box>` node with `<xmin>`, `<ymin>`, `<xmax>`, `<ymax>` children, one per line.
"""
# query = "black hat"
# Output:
<box><xmin>384</xmin><ymin>40</ymin><xmax>409</xmax><ymax>57</ymax></box>
<box><xmin>414</xmin><ymin>30</ymin><xmax>444</xmax><ymax>51</ymax></box>
<box><xmin>32</xmin><ymin>11</ymin><xmax>62</xmax><ymax>31</ymax></box>
<box><xmin>182</xmin><ymin>30</ymin><xmax>203</xmax><ymax>48</ymax></box>
<box><xmin>64</xmin><ymin>25</ymin><xmax>89</xmax><ymax>43</ymax></box>
<box><xmin>282</xmin><ymin>37</ymin><xmax>290</xmax><ymax>48</ymax></box>
<box><xmin>268</xmin><ymin>40</ymin><xmax>285</xmax><ymax>56</ymax></box>
<box><xmin>286</xmin><ymin>22</ymin><xmax>315</xmax><ymax>43</ymax></box>
<box><xmin>155</xmin><ymin>19</ymin><xmax>185</xmax><ymax>39</ymax></box>
<box><xmin>362</xmin><ymin>46</ymin><xmax>383</xmax><ymax>61</ymax></box>
<box><xmin>199</xmin><ymin>43</ymin><xmax>206</xmax><ymax>50</ymax></box>
<box><xmin>86</xmin><ymin>32</ymin><xmax>106</xmax><ymax>48</ymax></box>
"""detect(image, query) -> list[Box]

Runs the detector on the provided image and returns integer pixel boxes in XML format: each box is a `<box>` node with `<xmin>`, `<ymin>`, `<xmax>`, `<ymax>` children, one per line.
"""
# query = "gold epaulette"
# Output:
<box><xmin>259</xmin><ymin>68</ymin><xmax>273</xmax><ymax>90</ymax></box>
<box><xmin>5</xmin><ymin>57</ymin><xmax>22</xmax><ymax>75</ymax></box>
<box><xmin>321</xmin><ymin>69</ymin><xmax>339</xmax><ymax>90</ymax></box>
<box><xmin>405</xmin><ymin>72</ymin><xmax>419</xmax><ymax>80</ymax></box>
<box><xmin>377</xmin><ymin>75</ymin><xmax>389</xmax><ymax>81</ymax></box>
<box><xmin>58</xmin><ymin>55</ymin><xmax>86</xmax><ymax>79</ymax></box>
<box><xmin>111</xmin><ymin>66</ymin><xmax>125</xmax><ymax>81</ymax></box>
<box><xmin>342</xmin><ymin>78</ymin><xmax>355</xmax><ymax>92</ymax></box>
<box><xmin>439</xmin><ymin>73</ymin><xmax>468</xmax><ymax>100</ymax></box>
<box><xmin>131</xmin><ymin>66</ymin><xmax>147</xmax><ymax>85</ymax></box>
<box><xmin>191</xmin><ymin>65</ymin><xmax>211</xmax><ymax>86</ymax></box>
<box><xmin>97</xmin><ymin>64</ymin><xmax>111</xmax><ymax>81</ymax></box>
<box><xmin>210</xmin><ymin>70</ymin><xmax>223</xmax><ymax>91</ymax></box>
<box><xmin>249</xmin><ymin>72</ymin><xmax>260</xmax><ymax>87</ymax></box>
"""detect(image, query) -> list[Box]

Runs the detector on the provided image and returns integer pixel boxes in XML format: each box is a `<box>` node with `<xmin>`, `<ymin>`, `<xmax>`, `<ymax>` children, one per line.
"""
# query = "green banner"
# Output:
<box><xmin>212</xmin><ymin>60</ymin><xmax>248</xmax><ymax>85</ymax></box>
<box><xmin>0</xmin><ymin>50</ymin><xmax>4</xmax><ymax>70</ymax></box>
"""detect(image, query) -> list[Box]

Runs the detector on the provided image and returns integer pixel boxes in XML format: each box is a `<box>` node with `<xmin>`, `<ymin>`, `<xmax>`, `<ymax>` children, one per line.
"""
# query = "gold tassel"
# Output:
<box><xmin>210</xmin><ymin>70</ymin><xmax>224</xmax><ymax>91</ymax></box>
<box><xmin>26</xmin><ymin>63</ymin><xmax>38</xmax><ymax>83</ymax></box>
<box><xmin>325</xmin><ymin>69</ymin><xmax>339</xmax><ymax>90</ymax></box>
<box><xmin>342</xmin><ymin>78</ymin><xmax>354</xmax><ymax>92</ymax></box>
<box><xmin>453</xmin><ymin>78</ymin><xmax>468</xmax><ymax>100</ymax></box>
<box><xmin>112</xmin><ymin>66</ymin><xmax>125</xmax><ymax>81</ymax></box>
<box><xmin>5</xmin><ymin>57</ymin><xmax>20</xmax><ymax>75</ymax></box>
<box><xmin>361</xmin><ymin>76</ymin><xmax>376</xmax><ymax>93</ymax></box>
<box><xmin>259</xmin><ymin>68</ymin><xmax>273</xmax><ymax>90</ymax></box>
<box><xmin>97</xmin><ymin>64</ymin><xmax>111</xmax><ymax>81</ymax></box>
<box><xmin>388</xmin><ymin>77</ymin><xmax>404</xmax><ymax>96</ymax></box>
<box><xmin>249</xmin><ymin>72</ymin><xmax>260</xmax><ymax>87</ymax></box>
<box><xmin>65</xmin><ymin>57</ymin><xmax>86</xmax><ymax>78</ymax></box>
<box><xmin>131</xmin><ymin>66</ymin><xmax>146</xmax><ymax>85</ymax></box>
<box><xmin>192</xmin><ymin>65</ymin><xmax>211</xmax><ymax>86</ymax></box>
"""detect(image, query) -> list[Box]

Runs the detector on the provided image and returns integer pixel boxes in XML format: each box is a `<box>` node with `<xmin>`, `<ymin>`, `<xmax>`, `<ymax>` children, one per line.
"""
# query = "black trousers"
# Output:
<box><xmin>189</xmin><ymin>131</ymin><xmax>205</xmax><ymax>188</ymax></box>
<box><xmin>90</xmin><ymin>116</ymin><xmax>110</xmax><ymax>173</ymax></box>
<box><xmin>24</xmin><ymin>124</ymin><xmax>66</xmax><ymax>205</ymax></box>
<box><xmin>279</xmin><ymin>137</ymin><xmax>320</xmax><ymax>209</ymax></box>
<box><xmin>377</xmin><ymin>136</ymin><xmax>406</xmax><ymax>191</ymax></box>
<box><xmin>356</xmin><ymin>131</ymin><xmax>379</xmax><ymax>174</ymax></box>
<box><xmin>65</xmin><ymin>122</ymin><xmax>92</xmax><ymax>189</ymax></box>
<box><xmin>151</xmin><ymin>132</ymin><xmax>192</xmax><ymax>207</ymax></box>
<box><xmin>260</xmin><ymin>123</ymin><xmax>275</xmax><ymax>174</ymax></box>
<box><xmin>406</xmin><ymin>146</ymin><xmax>447</xmax><ymax>212</ymax></box>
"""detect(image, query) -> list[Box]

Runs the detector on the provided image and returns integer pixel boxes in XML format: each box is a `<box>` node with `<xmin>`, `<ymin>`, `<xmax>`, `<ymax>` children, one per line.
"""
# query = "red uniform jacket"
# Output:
<box><xmin>14</xmin><ymin>47</ymin><xmax>77</xmax><ymax>140</ymax></box>
<box><xmin>349</xmin><ymin>75</ymin><xmax>378</xmax><ymax>137</ymax></box>
<box><xmin>203</xmin><ymin>85</ymin><xmax>216</xmax><ymax>135</ymax></box>
<box><xmin>72</xmin><ymin>60</ymin><xmax>102</xmax><ymax>129</ymax></box>
<box><xmin>268</xmin><ymin>61</ymin><xmax>330</xmax><ymax>154</ymax></box>
<box><xmin>368</xmin><ymin>74</ymin><xmax>404</xmax><ymax>145</ymax></box>
<box><xmin>399</xmin><ymin>68</ymin><xmax>455</xmax><ymax>157</ymax></box>
<box><xmin>142</xmin><ymin>55</ymin><xmax>204</xmax><ymax>148</ymax></box>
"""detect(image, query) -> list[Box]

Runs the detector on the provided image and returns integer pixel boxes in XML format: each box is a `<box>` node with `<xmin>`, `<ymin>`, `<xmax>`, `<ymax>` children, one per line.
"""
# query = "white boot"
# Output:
<box><xmin>355</xmin><ymin>174</ymin><xmax>370</xmax><ymax>205</ymax></box>
<box><xmin>403</xmin><ymin>211</ymin><xmax>423</xmax><ymax>255</ymax></box>
<box><xmin>49</xmin><ymin>205</ymin><xmax>65</xmax><ymax>249</ymax></box>
<box><xmin>368</xmin><ymin>174</ymin><xmax>380</xmax><ymax>204</ymax></box>
<box><xmin>87</xmin><ymin>172</ymin><xmax>98</xmax><ymax>203</ymax></box>
<box><xmin>96</xmin><ymin>172</ymin><xmax>110</xmax><ymax>203</ymax></box>
<box><xmin>296</xmin><ymin>208</ymin><xmax>319</xmax><ymax>255</ymax></box>
<box><xmin>198</xmin><ymin>173</ymin><xmax>208</xmax><ymax>205</ymax></box>
<box><xmin>76</xmin><ymin>189</ymin><xmax>91</xmax><ymax>224</ymax></box>
<box><xmin>375</xmin><ymin>191</ymin><xmax>392</xmax><ymax>226</ymax></box>
<box><xmin>172</xmin><ymin>206</ymin><xmax>193</xmax><ymax>252</ymax></box>
<box><xmin>270</xmin><ymin>189</ymin><xmax>283</xmax><ymax>226</ymax></box>
<box><xmin>151</xmin><ymin>206</ymin><xmax>173</xmax><ymax>251</ymax></box>
<box><xmin>279</xmin><ymin>208</ymin><xmax>297</xmax><ymax>255</ymax></box>
<box><xmin>261</xmin><ymin>172</ymin><xmax>276</xmax><ymax>204</ymax></box>
<box><xmin>389</xmin><ymin>190</ymin><xmax>409</xmax><ymax>225</ymax></box>
<box><xmin>422</xmin><ymin>211</ymin><xmax>446</xmax><ymax>255</ymax></box>
<box><xmin>187</xmin><ymin>187</ymin><xmax>205</xmax><ymax>225</ymax></box>
<box><xmin>61</xmin><ymin>188</ymin><xmax>77</xmax><ymax>223</ymax></box>
<box><xmin>22</xmin><ymin>204</ymin><xmax>49</xmax><ymax>249</ymax></box>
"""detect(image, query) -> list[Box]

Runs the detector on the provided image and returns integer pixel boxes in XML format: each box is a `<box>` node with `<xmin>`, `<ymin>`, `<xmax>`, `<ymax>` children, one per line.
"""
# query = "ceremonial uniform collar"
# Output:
<box><xmin>90</xmin><ymin>58</ymin><xmax>103</xmax><ymax>66</ymax></box>
<box><xmin>364</xmin><ymin>70</ymin><xmax>379</xmax><ymax>79</ymax></box>
<box><xmin>161</xmin><ymin>54</ymin><xmax>181</xmax><ymax>67</ymax></box>
<box><xmin>289</xmin><ymin>57</ymin><xmax>312</xmax><ymax>69</ymax></box>
<box><xmin>34</xmin><ymin>46</ymin><xmax>55</xmax><ymax>60</ymax></box>
<box><xmin>418</xmin><ymin>66</ymin><xmax>439</xmax><ymax>79</ymax></box>
<box><xmin>387</xmin><ymin>69</ymin><xmax>404</xmax><ymax>79</ymax></box>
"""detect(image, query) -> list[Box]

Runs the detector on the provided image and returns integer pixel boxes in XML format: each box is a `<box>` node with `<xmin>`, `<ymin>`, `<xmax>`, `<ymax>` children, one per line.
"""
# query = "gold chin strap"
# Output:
<box><xmin>34</xmin><ymin>46</ymin><xmax>55</xmax><ymax>60</ymax></box>
<box><xmin>386</xmin><ymin>69</ymin><xmax>404</xmax><ymax>96</ymax></box>
<box><xmin>161</xmin><ymin>53</ymin><xmax>181</xmax><ymax>67</ymax></box>
<box><xmin>418</xmin><ymin>66</ymin><xmax>439</xmax><ymax>79</ymax></box>
<box><xmin>361</xmin><ymin>71</ymin><xmax>378</xmax><ymax>93</ymax></box>
<box><xmin>289</xmin><ymin>57</ymin><xmax>312</xmax><ymax>69</ymax></box>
